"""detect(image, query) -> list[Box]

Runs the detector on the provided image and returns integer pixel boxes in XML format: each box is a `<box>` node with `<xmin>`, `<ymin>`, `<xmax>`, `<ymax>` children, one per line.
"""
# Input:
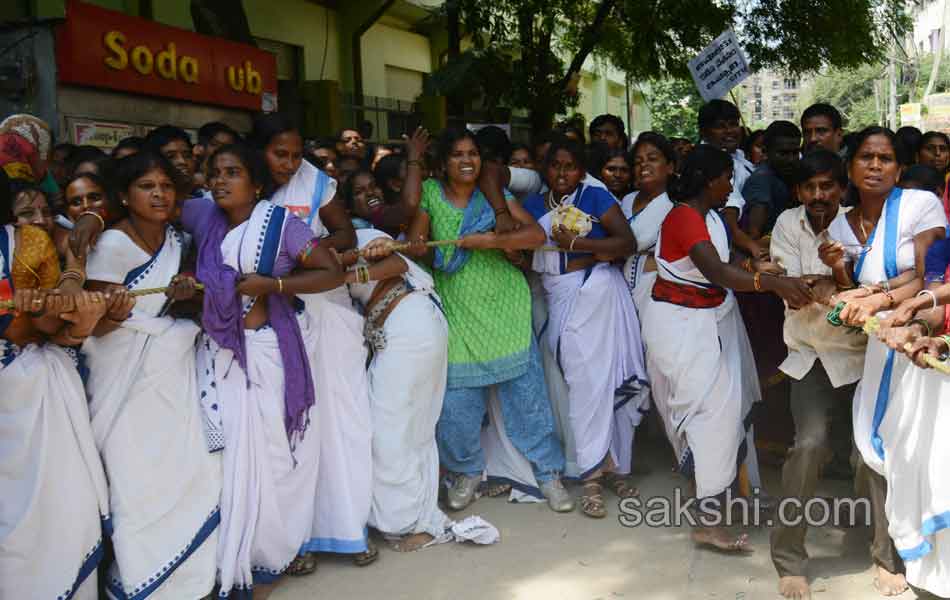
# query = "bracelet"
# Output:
<box><xmin>79</xmin><ymin>210</ymin><xmax>106</xmax><ymax>230</ymax></box>
<box><xmin>493</xmin><ymin>206</ymin><xmax>508</xmax><ymax>216</ymax></box>
<box><xmin>917</xmin><ymin>289</ymin><xmax>939</xmax><ymax>310</ymax></box>
<box><xmin>882</xmin><ymin>288</ymin><xmax>895</xmax><ymax>308</ymax></box>
<box><xmin>356</xmin><ymin>265</ymin><xmax>371</xmax><ymax>284</ymax></box>
<box><xmin>753</xmin><ymin>271</ymin><xmax>763</xmax><ymax>292</ymax></box>
<box><xmin>277</xmin><ymin>277</ymin><xmax>284</xmax><ymax>294</ymax></box>
<box><xmin>406</xmin><ymin>159</ymin><xmax>425</xmax><ymax>168</ymax></box>
<box><xmin>742</xmin><ymin>257</ymin><xmax>753</xmax><ymax>273</ymax></box>
<box><xmin>57</xmin><ymin>270</ymin><xmax>85</xmax><ymax>287</ymax></box>
<box><xmin>909</xmin><ymin>318</ymin><xmax>933</xmax><ymax>337</ymax></box>
<box><xmin>569</xmin><ymin>236</ymin><xmax>578</xmax><ymax>252</ymax></box>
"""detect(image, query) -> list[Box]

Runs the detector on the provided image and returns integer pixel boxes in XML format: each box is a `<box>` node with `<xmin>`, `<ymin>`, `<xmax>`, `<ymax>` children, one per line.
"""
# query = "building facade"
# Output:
<box><xmin>0</xmin><ymin>0</ymin><xmax>648</xmax><ymax>147</ymax></box>
<box><xmin>737</xmin><ymin>70</ymin><xmax>810</xmax><ymax>130</ymax></box>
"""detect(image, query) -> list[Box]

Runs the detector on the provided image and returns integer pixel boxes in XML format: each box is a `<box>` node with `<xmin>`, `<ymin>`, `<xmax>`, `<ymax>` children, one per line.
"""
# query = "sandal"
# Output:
<box><xmin>603</xmin><ymin>472</ymin><xmax>639</xmax><ymax>499</ymax></box>
<box><xmin>479</xmin><ymin>482</ymin><xmax>512</xmax><ymax>498</ymax></box>
<box><xmin>285</xmin><ymin>553</ymin><xmax>318</xmax><ymax>576</ymax></box>
<box><xmin>580</xmin><ymin>479</ymin><xmax>607</xmax><ymax>518</ymax></box>
<box><xmin>352</xmin><ymin>541</ymin><xmax>379</xmax><ymax>567</ymax></box>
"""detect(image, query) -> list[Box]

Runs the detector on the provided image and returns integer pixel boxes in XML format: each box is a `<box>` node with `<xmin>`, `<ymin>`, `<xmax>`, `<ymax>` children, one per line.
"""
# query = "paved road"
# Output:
<box><xmin>273</xmin><ymin>438</ymin><xmax>907</xmax><ymax>600</ymax></box>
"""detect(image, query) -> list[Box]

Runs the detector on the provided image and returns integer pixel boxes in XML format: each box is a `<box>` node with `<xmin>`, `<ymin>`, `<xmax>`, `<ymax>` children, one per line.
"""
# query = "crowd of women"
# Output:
<box><xmin>0</xmin><ymin>102</ymin><xmax>947</xmax><ymax>600</ymax></box>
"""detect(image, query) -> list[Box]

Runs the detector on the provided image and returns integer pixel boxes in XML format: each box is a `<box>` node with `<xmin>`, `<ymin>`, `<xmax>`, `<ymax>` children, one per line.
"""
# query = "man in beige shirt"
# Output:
<box><xmin>769</xmin><ymin>150</ymin><xmax>904</xmax><ymax>599</ymax></box>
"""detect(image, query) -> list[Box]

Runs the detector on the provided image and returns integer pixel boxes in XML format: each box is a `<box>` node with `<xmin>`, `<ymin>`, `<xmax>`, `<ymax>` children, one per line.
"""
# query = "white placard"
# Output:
<box><xmin>687</xmin><ymin>29</ymin><xmax>750</xmax><ymax>102</ymax></box>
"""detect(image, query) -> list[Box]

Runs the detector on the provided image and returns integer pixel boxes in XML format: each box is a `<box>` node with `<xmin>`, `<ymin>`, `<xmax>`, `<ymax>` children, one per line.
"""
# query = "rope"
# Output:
<box><xmin>0</xmin><ymin>283</ymin><xmax>204</xmax><ymax>311</ymax></box>
<box><xmin>827</xmin><ymin>303</ymin><xmax>950</xmax><ymax>374</ymax></box>
<box><xmin>358</xmin><ymin>238</ymin><xmax>587</xmax><ymax>257</ymax></box>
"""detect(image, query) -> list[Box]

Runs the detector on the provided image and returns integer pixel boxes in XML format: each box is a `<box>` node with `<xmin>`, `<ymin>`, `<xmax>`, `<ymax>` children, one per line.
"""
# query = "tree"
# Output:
<box><xmin>643</xmin><ymin>78</ymin><xmax>704</xmax><ymax>139</ymax></box>
<box><xmin>427</xmin><ymin>0</ymin><xmax>908</xmax><ymax>134</ymax></box>
<box><xmin>803</xmin><ymin>55</ymin><xmax>950</xmax><ymax>131</ymax></box>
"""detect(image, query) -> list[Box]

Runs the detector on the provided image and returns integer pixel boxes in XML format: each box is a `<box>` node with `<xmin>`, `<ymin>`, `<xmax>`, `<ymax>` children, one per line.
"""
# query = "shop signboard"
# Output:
<box><xmin>71</xmin><ymin>119</ymin><xmax>137</xmax><ymax>149</ymax></box>
<box><xmin>900</xmin><ymin>103</ymin><xmax>922</xmax><ymax>126</ymax></box>
<box><xmin>56</xmin><ymin>0</ymin><xmax>277</xmax><ymax>111</ymax></box>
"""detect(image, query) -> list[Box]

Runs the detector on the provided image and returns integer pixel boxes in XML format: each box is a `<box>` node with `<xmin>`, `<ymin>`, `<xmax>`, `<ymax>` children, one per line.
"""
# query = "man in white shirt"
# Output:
<box><xmin>769</xmin><ymin>150</ymin><xmax>904</xmax><ymax>599</ymax></box>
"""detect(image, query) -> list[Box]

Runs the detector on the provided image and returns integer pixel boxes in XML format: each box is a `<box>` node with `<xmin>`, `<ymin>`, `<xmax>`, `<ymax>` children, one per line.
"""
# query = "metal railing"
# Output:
<box><xmin>341</xmin><ymin>92</ymin><xmax>421</xmax><ymax>143</ymax></box>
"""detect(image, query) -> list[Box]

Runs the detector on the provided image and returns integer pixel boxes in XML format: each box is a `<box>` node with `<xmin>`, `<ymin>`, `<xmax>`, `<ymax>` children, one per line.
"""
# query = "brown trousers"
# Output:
<box><xmin>770</xmin><ymin>360</ymin><xmax>904</xmax><ymax>578</ymax></box>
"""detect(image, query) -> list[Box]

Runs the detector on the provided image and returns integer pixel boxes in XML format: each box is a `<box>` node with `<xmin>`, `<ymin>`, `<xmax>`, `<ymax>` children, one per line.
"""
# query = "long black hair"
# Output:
<box><xmin>668</xmin><ymin>145</ymin><xmax>732</xmax><ymax>202</ymax></box>
<box><xmin>249</xmin><ymin>112</ymin><xmax>299</xmax><ymax>151</ymax></box>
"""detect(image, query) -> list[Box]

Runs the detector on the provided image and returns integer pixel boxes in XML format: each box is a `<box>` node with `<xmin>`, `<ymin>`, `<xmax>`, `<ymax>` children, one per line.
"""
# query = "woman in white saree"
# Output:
<box><xmin>820</xmin><ymin>126</ymin><xmax>947</xmax><ymax>594</ymax></box>
<box><xmin>249</xmin><ymin>114</ymin><xmax>375</xmax><ymax>571</ymax></box>
<box><xmin>0</xmin><ymin>214</ymin><xmax>109</xmax><ymax>600</ymax></box>
<box><xmin>522</xmin><ymin>137</ymin><xmax>649</xmax><ymax>518</ymax></box>
<box><xmin>620</xmin><ymin>133</ymin><xmax>677</xmax><ymax>312</ymax></box>
<box><xmin>183</xmin><ymin>144</ymin><xmax>344</xmax><ymax>598</ymax></box>
<box><xmin>341</xmin><ymin>171</ymin><xmax>450</xmax><ymax>551</ymax></box>
<box><xmin>84</xmin><ymin>151</ymin><xmax>221</xmax><ymax>600</ymax></box>
<box><xmin>641</xmin><ymin>145</ymin><xmax>813</xmax><ymax>553</ymax></box>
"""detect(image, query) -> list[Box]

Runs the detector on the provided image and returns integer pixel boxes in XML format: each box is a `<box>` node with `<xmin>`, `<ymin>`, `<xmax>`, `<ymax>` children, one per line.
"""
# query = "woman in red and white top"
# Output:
<box><xmin>641</xmin><ymin>145</ymin><xmax>812</xmax><ymax>553</ymax></box>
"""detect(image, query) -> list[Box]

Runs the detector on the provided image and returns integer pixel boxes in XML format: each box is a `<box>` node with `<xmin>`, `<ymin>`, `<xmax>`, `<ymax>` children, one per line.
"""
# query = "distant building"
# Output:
<box><xmin>907</xmin><ymin>0</ymin><xmax>948</xmax><ymax>55</ymax></box>
<box><xmin>737</xmin><ymin>70</ymin><xmax>810</xmax><ymax>128</ymax></box>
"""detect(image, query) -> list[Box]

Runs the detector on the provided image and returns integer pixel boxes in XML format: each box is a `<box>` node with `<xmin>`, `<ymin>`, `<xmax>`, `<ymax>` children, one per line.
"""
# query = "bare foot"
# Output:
<box><xmin>873</xmin><ymin>565</ymin><xmax>908</xmax><ymax>596</ymax></box>
<box><xmin>691</xmin><ymin>527</ymin><xmax>753</xmax><ymax>553</ymax></box>
<box><xmin>778</xmin><ymin>575</ymin><xmax>812</xmax><ymax>599</ymax></box>
<box><xmin>390</xmin><ymin>532</ymin><xmax>435</xmax><ymax>552</ymax></box>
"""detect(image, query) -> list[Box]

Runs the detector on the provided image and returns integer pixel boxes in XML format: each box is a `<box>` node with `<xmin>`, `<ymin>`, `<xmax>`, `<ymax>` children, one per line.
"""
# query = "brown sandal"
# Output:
<box><xmin>352</xmin><ymin>541</ymin><xmax>379</xmax><ymax>567</ymax></box>
<box><xmin>603</xmin><ymin>472</ymin><xmax>639</xmax><ymax>499</ymax></box>
<box><xmin>285</xmin><ymin>553</ymin><xmax>318</xmax><ymax>576</ymax></box>
<box><xmin>580</xmin><ymin>479</ymin><xmax>607</xmax><ymax>518</ymax></box>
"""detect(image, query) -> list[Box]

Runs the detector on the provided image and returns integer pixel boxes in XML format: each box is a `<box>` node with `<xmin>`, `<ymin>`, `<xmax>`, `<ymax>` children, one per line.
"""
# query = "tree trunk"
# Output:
<box><xmin>446</xmin><ymin>0</ymin><xmax>465</xmax><ymax>120</ymax></box>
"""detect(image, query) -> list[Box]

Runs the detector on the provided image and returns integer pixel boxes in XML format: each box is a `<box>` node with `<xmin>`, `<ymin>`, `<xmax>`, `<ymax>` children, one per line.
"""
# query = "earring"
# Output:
<box><xmin>122</xmin><ymin>199</ymin><xmax>128</xmax><ymax>206</ymax></box>
<box><xmin>256</xmin><ymin>189</ymin><xmax>262</xmax><ymax>199</ymax></box>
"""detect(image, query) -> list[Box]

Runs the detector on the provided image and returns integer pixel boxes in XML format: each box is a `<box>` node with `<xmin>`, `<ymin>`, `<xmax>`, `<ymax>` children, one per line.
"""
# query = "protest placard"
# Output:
<box><xmin>688</xmin><ymin>29</ymin><xmax>750</xmax><ymax>102</ymax></box>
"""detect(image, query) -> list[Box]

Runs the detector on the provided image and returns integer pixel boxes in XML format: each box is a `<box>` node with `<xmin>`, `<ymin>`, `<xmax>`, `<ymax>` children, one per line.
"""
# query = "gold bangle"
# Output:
<box><xmin>569</xmin><ymin>236</ymin><xmax>578</xmax><ymax>252</ymax></box>
<box><xmin>753</xmin><ymin>272</ymin><xmax>763</xmax><ymax>292</ymax></box>
<box><xmin>57</xmin><ymin>270</ymin><xmax>85</xmax><ymax>287</ymax></box>
<box><xmin>277</xmin><ymin>277</ymin><xmax>284</xmax><ymax>294</ymax></box>
<box><xmin>79</xmin><ymin>210</ymin><xmax>105</xmax><ymax>230</ymax></box>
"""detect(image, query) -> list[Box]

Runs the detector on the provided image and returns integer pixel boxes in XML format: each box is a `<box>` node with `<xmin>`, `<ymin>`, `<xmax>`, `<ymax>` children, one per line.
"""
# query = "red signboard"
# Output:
<box><xmin>55</xmin><ymin>0</ymin><xmax>277</xmax><ymax>111</ymax></box>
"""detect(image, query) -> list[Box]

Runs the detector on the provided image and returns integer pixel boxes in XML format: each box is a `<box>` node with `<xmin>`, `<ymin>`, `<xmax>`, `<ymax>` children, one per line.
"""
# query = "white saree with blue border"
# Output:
<box><xmin>196</xmin><ymin>200</ymin><xmax>322</xmax><ymax>598</ymax></box>
<box><xmin>0</xmin><ymin>224</ymin><xmax>110</xmax><ymax>600</ymax></box>
<box><xmin>829</xmin><ymin>188</ymin><xmax>950</xmax><ymax>596</ymax></box>
<box><xmin>84</xmin><ymin>227</ymin><xmax>221</xmax><ymax>600</ymax></box>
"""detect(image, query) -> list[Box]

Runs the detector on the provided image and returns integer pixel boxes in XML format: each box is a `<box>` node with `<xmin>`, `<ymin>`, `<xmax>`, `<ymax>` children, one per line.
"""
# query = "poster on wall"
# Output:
<box><xmin>71</xmin><ymin>120</ymin><xmax>137</xmax><ymax>150</ymax></box>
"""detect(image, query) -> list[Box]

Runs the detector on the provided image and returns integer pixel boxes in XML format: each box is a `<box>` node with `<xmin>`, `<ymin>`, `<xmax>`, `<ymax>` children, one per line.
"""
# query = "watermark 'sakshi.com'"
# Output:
<box><xmin>617</xmin><ymin>488</ymin><xmax>871</xmax><ymax>528</ymax></box>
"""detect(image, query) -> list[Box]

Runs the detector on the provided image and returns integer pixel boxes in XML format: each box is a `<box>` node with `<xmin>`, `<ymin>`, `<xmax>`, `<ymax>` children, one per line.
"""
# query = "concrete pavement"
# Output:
<box><xmin>273</xmin><ymin>440</ymin><xmax>917</xmax><ymax>600</ymax></box>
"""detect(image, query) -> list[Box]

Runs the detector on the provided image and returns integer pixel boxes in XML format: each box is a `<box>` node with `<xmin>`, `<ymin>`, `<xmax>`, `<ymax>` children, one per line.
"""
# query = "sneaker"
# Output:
<box><xmin>446</xmin><ymin>474</ymin><xmax>480</xmax><ymax>511</ymax></box>
<box><xmin>540</xmin><ymin>478</ymin><xmax>575</xmax><ymax>513</ymax></box>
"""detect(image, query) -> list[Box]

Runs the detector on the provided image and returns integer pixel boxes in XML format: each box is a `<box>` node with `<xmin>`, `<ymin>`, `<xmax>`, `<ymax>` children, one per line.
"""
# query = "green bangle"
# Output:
<box><xmin>910</xmin><ymin>318</ymin><xmax>933</xmax><ymax>338</ymax></box>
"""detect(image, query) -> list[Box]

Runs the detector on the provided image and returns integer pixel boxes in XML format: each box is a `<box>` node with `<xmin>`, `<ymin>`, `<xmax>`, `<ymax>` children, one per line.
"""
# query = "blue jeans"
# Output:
<box><xmin>436</xmin><ymin>340</ymin><xmax>565</xmax><ymax>483</ymax></box>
